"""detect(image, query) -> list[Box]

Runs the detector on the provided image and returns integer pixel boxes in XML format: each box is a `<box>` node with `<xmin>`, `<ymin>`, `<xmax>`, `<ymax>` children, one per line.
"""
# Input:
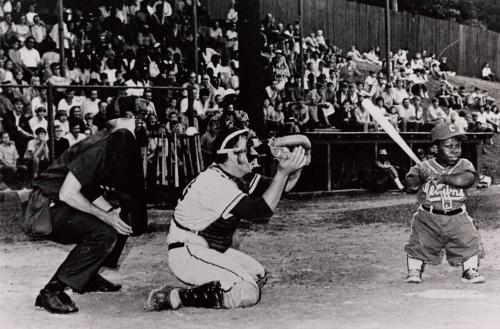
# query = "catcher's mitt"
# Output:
<box><xmin>268</xmin><ymin>135</ymin><xmax>311</xmax><ymax>165</ymax></box>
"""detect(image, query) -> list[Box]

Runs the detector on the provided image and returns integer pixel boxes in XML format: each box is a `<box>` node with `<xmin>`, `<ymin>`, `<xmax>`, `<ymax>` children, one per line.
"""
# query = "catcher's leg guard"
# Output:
<box><xmin>178</xmin><ymin>281</ymin><xmax>225</xmax><ymax>309</ymax></box>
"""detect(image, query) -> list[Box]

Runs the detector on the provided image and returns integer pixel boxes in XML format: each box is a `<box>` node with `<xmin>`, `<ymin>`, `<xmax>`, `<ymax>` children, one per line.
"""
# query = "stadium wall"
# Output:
<box><xmin>205</xmin><ymin>0</ymin><xmax>500</xmax><ymax>79</ymax></box>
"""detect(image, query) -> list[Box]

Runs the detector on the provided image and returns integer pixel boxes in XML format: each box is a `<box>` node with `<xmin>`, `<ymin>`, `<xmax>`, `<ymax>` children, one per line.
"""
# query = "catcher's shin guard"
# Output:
<box><xmin>178</xmin><ymin>281</ymin><xmax>224</xmax><ymax>309</ymax></box>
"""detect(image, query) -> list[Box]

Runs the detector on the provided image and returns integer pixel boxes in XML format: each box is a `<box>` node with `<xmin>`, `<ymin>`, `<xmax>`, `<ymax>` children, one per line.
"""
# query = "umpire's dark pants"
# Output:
<box><xmin>47</xmin><ymin>202</ymin><xmax>127</xmax><ymax>292</ymax></box>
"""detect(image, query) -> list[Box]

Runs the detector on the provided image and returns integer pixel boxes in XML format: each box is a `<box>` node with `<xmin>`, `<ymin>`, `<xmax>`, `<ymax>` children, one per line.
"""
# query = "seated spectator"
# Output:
<box><xmin>439</xmin><ymin>57</ymin><xmax>456</xmax><ymax>77</ymax></box>
<box><xmin>28</xmin><ymin>106</ymin><xmax>48</xmax><ymax>133</ymax></box>
<box><xmin>24</xmin><ymin>127</ymin><xmax>49</xmax><ymax>180</ymax></box>
<box><xmin>284</xmin><ymin>101</ymin><xmax>309</xmax><ymax>133</ymax></box>
<box><xmin>65</xmin><ymin>122</ymin><xmax>87</xmax><ymax>146</ymax></box>
<box><xmin>392</xmin><ymin>79</ymin><xmax>408</xmax><ymax>106</ymax></box>
<box><xmin>306</xmin><ymin>82</ymin><xmax>333</xmax><ymax>128</ymax></box>
<box><xmin>92</xmin><ymin>101</ymin><xmax>108</xmax><ymax>131</ymax></box>
<box><xmin>31</xmin><ymin>15</ymin><xmax>47</xmax><ymax>44</ymax></box>
<box><xmin>53</xmin><ymin>125</ymin><xmax>70</xmax><ymax>159</ymax></box>
<box><xmin>386</xmin><ymin>106</ymin><xmax>399</xmax><ymax>130</ymax></box>
<box><xmin>53</xmin><ymin>109</ymin><xmax>70</xmax><ymax>135</ymax></box>
<box><xmin>18</xmin><ymin>36</ymin><xmax>40</xmax><ymax>83</ymax></box>
<box><xmin>398</xmin><ymin>98</ymin><xmax>421</xmax><ymax>132</ymax></box>
<box><xmin>424</xmin><ymin>98</ymin><xmax>445</xmax><ymax>128</ymax></box>
<box><xmin>353</xmin><ymin>103</ymin><xmax>376</xmax><ymax>132</ymax></box>
<box><xmin>81</xmin><ymin>89</ymin><xmax>100</xmax><ymax>117</ymax></box>
<box><xmin>0</xmin><ymin>131</ymin><xmax>27</xmax><ymax>185</ymax></box>
<box><xmin>454</xmin><ymin>111</ymin><xmax>469</xmax><ymax>132</ymax></box>
<box><xmin>371</xmin><ymin>148</ymin><xmax>404</xmax><ymax>192</ymax></box>
<box><xmin>441</xmin><ymin>106</ymin><xmax>459</xmax><ymax>123</ymax></box>
<box><xmin>470</xmin><ymin>112</ymin><xmax>494</xmax><ymax>132</ymax></box>
<box><xmin>57</xmin><ymin>89</ymin><xmax>79</xmax><ymax>114</ymax></box>
<box><xmin>68</xmin><ymin>105</ymin><xmax>86</xmax><ymax>132</ymax></box>
<box><xmin>2</xmin><ymin>95</ymin><xmax>32</xmax><ymax>155</ymax></box>
<box><xmin>84</xmin><ymin>112</ymin><xmax>98</xmax><ymax>135</ymax></box>
<box><xmin>125</xmin><ymin>70</ymin><xmax>148</xmax><ymax>97</ymax></box>
<box><xmin>481</xmin><ymin>63</ymin><xmax>495</xmax><ymax>81</ymax></box>
<box><xmin>200</xmin><ymin>115</ymin><xmax>219</xmax><ymax>167</ymax></box>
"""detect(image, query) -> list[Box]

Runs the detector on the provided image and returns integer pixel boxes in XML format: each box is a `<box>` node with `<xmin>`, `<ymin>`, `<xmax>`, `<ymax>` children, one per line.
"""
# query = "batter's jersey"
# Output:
<box><xmin>167</xmin><ymin>165</ymin><xmax>266</xmax><ymax>246</ymax></box>
<box><xmin>407</xmin><ymin>158</ymin><xmax>476</xmax><ymax>211</ymax></box>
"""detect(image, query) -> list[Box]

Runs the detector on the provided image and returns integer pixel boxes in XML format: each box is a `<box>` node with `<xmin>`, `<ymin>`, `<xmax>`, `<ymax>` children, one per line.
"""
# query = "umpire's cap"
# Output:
<box><xmin>430</xmin><ymin>122</ymin><xmax>466</xmax><ymax>143</ymax></box>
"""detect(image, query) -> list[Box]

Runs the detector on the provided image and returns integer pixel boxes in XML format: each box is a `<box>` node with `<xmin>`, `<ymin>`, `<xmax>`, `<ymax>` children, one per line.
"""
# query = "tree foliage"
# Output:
<box><xmin>352</xmin><ymin>0</ymin><xmax>500</xmax><ymax>33</ymax></box>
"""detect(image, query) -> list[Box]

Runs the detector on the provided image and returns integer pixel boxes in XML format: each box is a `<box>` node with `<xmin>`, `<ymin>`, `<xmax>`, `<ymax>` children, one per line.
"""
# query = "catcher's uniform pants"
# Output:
<box><xmin>404</xmin><ymin>206</ymin><xmax>483</xmax><ymax>266</ymax></box>
<box><xmin>168</xmin><ymin>243</ymin><xmax>265</xmax><ymax>309</ymax></box>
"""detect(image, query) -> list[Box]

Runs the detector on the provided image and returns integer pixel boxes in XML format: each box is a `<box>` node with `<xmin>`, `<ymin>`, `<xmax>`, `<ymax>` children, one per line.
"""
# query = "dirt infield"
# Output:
<box><xmin>2</xmin><ymin>188</ymin><xmax>500</xmax><ymax>329</ymax></box>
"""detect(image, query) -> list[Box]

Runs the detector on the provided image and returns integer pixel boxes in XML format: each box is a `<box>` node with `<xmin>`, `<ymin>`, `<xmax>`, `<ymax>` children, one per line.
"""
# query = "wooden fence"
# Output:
<box><xmin>204</xmin><ymin>0</ymin><xmax>500</xmax><ymax>79</ymax></box>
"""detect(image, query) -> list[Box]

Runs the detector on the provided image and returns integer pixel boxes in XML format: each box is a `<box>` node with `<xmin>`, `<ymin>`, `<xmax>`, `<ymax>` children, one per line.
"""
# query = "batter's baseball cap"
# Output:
<box><xmin>430</xmin><ymin>122</ymin><xmax>466</xmax><ymax>142</ymax></box>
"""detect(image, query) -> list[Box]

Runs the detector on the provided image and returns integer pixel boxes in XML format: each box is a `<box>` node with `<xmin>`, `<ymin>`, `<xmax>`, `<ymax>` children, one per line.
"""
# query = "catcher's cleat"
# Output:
<box><xmin>144</xmin><ymin>286</ymin><xmax>181</xmax><ymax>312</ymax></box>
<box><xmin>461</xmin><ymin>268</ymin><xmax>485</xmax><ymax>284</ymax></box>
<box><xmin>256</xmin><ymin>273</ymin><xmax>268</xmax><ymax>289</ymax></box>
<box><xmin>405</xmin><ymin>269</ymin><xmax>422</xmax><ymax>283</ymax></box>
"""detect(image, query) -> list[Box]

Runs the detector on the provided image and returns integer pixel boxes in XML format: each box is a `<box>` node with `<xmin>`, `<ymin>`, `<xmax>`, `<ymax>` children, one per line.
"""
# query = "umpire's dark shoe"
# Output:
<box><xmin>35</xmin><ymin>289</ymin><xmax>78</xmax><ymax>314</ymax></box>
<box><xmin>85</xmin><ymin>274</ymin><xmax>122</xmax><ymax>293</ymax></box>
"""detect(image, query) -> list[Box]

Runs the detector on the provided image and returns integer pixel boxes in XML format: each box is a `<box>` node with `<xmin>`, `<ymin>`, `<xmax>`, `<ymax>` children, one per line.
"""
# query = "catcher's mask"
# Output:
<box><xmin>216</xmin><ymin>128</ymin><xmax>263</xmax><ymax>168</ymax></box>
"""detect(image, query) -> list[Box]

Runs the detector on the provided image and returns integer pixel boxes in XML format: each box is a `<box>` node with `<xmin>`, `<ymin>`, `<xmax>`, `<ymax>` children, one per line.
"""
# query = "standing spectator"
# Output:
<box><xmin>28</xmin><ymin>106</ymin><xmax>48</xmax><ymax>133</ymax></box>
<box><xmin>24</xmin><ymin>127</ymin><xmax>49</xmax><ymax>180</ymax></box>
<box><xmin>0</xmin><ymin>131</ymin><xmax>26</xmax><ymax>184</ymax></box>
<box><xmin>92</xmin><ymin>101</ymin><xmax>108</xmax><ymax>131</ymax></box>
<box><xmin>53</xmin><ymin>125</ymin><xmax>69</xmax><ymax>159</ymax></box>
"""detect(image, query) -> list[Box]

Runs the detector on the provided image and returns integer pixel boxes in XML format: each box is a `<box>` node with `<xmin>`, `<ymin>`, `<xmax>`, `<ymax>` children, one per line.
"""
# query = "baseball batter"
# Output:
<box><xmin>404</xmin><ymin>122</ymin><xmax>484</xmax><ymax>284</ymax></box>
<box><xmin>145</xmin><ymin>126</ymin><xmax>308</xmax><ymax>311</ymax></box>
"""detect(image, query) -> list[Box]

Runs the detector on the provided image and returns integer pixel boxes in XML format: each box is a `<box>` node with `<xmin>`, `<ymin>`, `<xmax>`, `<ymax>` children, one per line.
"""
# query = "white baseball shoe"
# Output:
<box><xmin>461</xmin><ymin>268</ymin><xmax>485</xmax><ymax>284</ymax></box>
<box><xmin>405</xmin><ymin>269</ymin><xmax>422</xmax><ymax>283</ymax></box>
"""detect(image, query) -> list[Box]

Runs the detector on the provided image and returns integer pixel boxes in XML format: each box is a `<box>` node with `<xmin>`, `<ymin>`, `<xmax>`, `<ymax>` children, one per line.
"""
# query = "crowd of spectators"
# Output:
<box><xmin>0</xmin><ymin>0</ymin><xmax>498</xmax><ymax>190</ymax></box>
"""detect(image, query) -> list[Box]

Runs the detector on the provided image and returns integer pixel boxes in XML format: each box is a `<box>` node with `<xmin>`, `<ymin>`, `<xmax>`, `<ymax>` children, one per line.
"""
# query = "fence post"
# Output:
<box><xmin>192</xmin><ymin>0</ymin><xmax>199</xmax><ymax>77</ymax></box>
<box><xmin>187</xmin><ymin>86</ymin><xmax>195</xmax><ymax>127</ymax></box>
<box><xmin>47</xmin><ymin>84</ymin><xmax>55</xmax><ymax>162</ymax></box>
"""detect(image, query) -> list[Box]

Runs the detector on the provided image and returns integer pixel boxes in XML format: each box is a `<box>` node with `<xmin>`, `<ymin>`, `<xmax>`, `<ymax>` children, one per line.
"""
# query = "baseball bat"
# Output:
<box><xmin>361</xmin><ymin>99</ymin><xmax>422</xmax><ymax>165</ymax></box>
<box><xmin>173</xmin><ymin>132</ymin><xmax>179</xmax><ymax>187</ymax></box>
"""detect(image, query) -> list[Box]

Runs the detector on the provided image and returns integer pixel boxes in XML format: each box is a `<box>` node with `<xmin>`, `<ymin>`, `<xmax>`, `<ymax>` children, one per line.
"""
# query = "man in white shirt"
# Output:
<box><xmin>65</xmin><ymin>122</ymin><xmax>87</xmax><ymax>146</ymax></box>
<box><xmin>18</xmin><ymin>37</ymin><xmax>41</xmax><ymax>82</ymax></box>
<box><xmin>125</xmin><ymin>70</ymin><xmax>146</xmax><ymax>97</ymax></box>
<box><xmin>57</xmin><ymin>89</ymin><xmax>78</xmax><ymax>114</ymax></box>
<box><xmin>81</xmin><ymin>89</ymin><xmax>100</xmax><ymax>117</ymax></box>
<box><xmin>392</xmin><ymin>79</ymin><xmax>409</xmax><ymax>106</ymax></box>
<box><xmin>180</xmin><ymin>89</ymin><xmax>204</xmax><ymax>118</ymax></box>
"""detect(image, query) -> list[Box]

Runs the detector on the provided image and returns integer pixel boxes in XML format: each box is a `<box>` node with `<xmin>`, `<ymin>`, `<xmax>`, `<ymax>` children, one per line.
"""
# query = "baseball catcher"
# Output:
<box><xmin>145</xmin><ymin>128</ymin><xmax>310</xmax><ymax>311</ymax></box>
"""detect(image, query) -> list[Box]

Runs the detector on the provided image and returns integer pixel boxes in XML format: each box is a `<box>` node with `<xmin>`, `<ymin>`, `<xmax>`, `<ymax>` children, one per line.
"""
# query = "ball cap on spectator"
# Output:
<box><xmin>378</xmin><ymin>148</ymin><xmax>388</xmax><ymax>155</ymax></box>
<box><xmin>430</xmin><ymin>122</ymin><xmax>466</xmax><ymax>142</ymax></box>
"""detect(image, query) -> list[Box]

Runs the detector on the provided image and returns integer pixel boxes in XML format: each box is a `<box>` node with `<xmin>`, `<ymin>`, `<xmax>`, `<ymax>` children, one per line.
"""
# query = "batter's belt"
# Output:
<box><xmin>420</xmin><ymin>205</ymin><xmax>465</xmax><ymax>216</ymax></box>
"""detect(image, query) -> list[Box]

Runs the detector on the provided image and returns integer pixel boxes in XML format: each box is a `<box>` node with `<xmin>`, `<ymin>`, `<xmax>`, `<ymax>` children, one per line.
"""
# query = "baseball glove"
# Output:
<box><xmin>268</xmin><ymin>135</ymin><xmax>311</xmax><ymax>165</ymax></box>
